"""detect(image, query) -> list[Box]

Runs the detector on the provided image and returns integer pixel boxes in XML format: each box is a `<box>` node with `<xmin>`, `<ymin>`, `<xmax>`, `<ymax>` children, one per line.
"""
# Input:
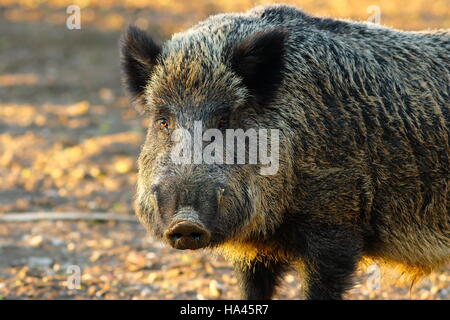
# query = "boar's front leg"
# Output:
<box><xmin>299</xmin><ymin>225</ymin><xmax>363</xmax><ymax>300</ymax></box>
<box><xmin>234</xmin><ymin>259</ymin><xmax>289</xmax><ymax>300</ymax></box>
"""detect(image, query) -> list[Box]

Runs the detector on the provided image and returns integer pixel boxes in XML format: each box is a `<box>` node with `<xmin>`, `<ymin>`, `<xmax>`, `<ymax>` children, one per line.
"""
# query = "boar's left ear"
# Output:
<box><xmin>120</xmin><ymin>25</ymin><xmax>161</xmax><ymax>109</ymax></box>
<box><xmin>231</xmin><ymin>27</ymin><xmax>288</xmax><ymax>104</ymax></box>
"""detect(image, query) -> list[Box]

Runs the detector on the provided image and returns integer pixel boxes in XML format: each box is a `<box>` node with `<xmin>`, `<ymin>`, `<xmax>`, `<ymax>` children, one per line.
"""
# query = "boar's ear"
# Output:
<box><xmin>120</xmin><ymin>25</ymin><xmax>161</xmax><ymax>109</ymax></box>
<box><xmin>231</xmin><ymin>27</ymin><xmax>287</xmax><ymax>104</ymax></box>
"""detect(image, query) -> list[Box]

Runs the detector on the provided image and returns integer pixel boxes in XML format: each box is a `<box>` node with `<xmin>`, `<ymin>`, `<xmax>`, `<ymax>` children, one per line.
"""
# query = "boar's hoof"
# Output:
<box><xmin>164</xmin><ymin>221</ymin><xmax>211</xmax><ymax>250</ymax></box>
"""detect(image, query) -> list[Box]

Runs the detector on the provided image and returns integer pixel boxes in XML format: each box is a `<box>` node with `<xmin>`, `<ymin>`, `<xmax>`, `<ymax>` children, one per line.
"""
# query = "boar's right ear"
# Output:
<box><xmin>120</xmin><ymin>25</ymin><xmax>161</xmax><ymax>109</ymax></box>
<box><xmin>231</xmin><ymin>27</ymin><xmax>287</xmax><ymax>105</ymax></box>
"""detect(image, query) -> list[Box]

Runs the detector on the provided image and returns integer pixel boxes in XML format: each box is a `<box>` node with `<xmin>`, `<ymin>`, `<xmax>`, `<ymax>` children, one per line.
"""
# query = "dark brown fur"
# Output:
<box><xmin>121</xmin><ymin>4</ymin><xmax>450</xmax><ymax>299</ymax></box>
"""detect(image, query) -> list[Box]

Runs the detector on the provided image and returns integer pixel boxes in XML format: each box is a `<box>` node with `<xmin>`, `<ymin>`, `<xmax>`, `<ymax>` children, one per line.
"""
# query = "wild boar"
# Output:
<box><xmin>120</xmin><ymin>4</ymin><xmax>449</xmax><ymax>299</ymax></box>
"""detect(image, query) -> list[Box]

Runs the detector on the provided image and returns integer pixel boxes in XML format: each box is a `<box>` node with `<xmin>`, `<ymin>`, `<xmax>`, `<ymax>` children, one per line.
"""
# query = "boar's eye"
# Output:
<box><xmin>218</xmin><ymin>119</ymin><xmax>227</xmax><ymax>130</ymax></box>
<box><xmin>158</xmin><ymin>119</ymin><xmax>169</xmax><ymax>130</ymax></box>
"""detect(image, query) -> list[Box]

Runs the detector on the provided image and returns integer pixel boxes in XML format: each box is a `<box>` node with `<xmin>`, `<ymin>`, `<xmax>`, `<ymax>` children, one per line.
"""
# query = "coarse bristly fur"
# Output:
<box><xmin>120</xmin><ymin>4</ymin><xmax>450</xmax><ymax>299</ymax></box>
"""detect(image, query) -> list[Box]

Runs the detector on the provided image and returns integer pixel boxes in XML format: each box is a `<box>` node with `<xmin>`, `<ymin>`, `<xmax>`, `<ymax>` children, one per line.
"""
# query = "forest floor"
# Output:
<box><xmin>0</xmin><ymin>1</ymin><xmax>449</xmax><ymax>299</ymax></box>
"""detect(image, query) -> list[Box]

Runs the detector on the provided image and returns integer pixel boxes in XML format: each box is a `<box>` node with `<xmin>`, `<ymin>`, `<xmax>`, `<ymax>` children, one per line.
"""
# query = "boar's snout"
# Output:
<box><xmin>164</xmin><ymin>216</ymin><xmax>211</xmax><ymax>250</ymax></box>
<box><xmin>150</xmin><ymin>177</ymin><xmax>226</xmax><ymax>249</ymax></box>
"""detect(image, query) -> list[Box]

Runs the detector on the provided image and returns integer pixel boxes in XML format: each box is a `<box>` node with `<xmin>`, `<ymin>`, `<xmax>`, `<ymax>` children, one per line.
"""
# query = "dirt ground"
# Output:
<box><xmin>0</xmin><ymin>0</ymin><xmax>449</xmax><ymax>299</ymax></box>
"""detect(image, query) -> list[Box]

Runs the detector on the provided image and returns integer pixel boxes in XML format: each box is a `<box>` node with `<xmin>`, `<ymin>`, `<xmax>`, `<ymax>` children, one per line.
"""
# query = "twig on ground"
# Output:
<box><xmin>0</xmin><ymin>212</ymin><xmax>138</xmax><ymax>222</ymax></box>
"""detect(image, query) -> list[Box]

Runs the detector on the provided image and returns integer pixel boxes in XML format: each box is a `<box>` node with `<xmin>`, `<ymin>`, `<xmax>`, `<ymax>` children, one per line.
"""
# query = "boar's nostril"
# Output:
<box><xmin>164</xmin><ymin>221</ymin><xmax>211</xmax><ymax>250</ymax></box>
<box><xmin>191</xmin><ymin>232</ymin><xmax>202</xmax><ymax>241</ymax></box>
<box><xmin>170</xmin><ymin>233</ymin><xmax>183</xmax><ymax>242</ymax></box>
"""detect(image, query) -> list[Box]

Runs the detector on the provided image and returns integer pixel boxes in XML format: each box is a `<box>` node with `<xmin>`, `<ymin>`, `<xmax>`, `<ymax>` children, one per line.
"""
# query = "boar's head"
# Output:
<box><xmin>120</xmin><ymin>25</ymin><xmax>291</xmax><ymax>250</ymax></box>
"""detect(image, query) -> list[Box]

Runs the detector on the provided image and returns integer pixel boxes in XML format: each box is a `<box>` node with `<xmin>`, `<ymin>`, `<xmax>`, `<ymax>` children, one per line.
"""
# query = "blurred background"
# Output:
<box><xmin>0</xmin><ymin>0</ymin><xmax>449</xmax><ymax>299</ymax></box>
